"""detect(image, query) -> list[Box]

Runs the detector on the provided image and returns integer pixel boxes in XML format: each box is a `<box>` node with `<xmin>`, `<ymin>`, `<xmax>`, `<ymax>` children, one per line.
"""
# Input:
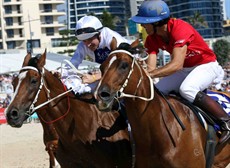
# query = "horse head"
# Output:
<box><xmin>95</xmin><ymin>42</ymin><xmax>152</xmax><ymax>111</ymax></box>
<box><xmin>5</xmin><ymin>50</ymin><xmax>49</xmax><ymax>127</ymax></box>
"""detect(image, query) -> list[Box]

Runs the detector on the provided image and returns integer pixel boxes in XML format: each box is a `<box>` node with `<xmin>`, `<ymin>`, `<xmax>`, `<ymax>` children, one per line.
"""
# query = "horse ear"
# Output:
<box><xmin>22</xmin><ymin>52</ymin><xmax>32</xmax><ymax>67</ymax></box>
<box><xmin>130</xmin><ymin>39</ymin><xmax>140</xmax><ymax>48</ymax></box>
<box><xmin>37</xmin><ymin>49</ymin><xmax>46</xmax><ymax>69</ymax></box>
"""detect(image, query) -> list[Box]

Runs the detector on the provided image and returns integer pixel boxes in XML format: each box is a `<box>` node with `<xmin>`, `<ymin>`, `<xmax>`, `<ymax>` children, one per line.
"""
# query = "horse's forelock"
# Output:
<box><xmin>28</xmin><ymin>57</ymin><xmax>39</xmax><ymax>68</ymax></box>
<box><xmin>117</xmin><ymin>43</ymin><xmax>136</xmax><ymax>54</ymax></box>
<box><xmin>117</xmin><ymin>42</ymin><xmax>145</xmax><ymax>55</ymax></box>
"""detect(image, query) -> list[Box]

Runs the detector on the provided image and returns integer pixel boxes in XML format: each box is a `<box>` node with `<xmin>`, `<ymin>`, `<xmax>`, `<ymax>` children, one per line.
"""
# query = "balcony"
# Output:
<box><xmin>5</xmin><ymin>35</ymin><xmax>25</xmax><ymax>41</ymax></box>
<box><xmin>39</xmin><ymin>0</ymin><xmax>65</xmax><ymax>5</ymax></box>
<box><xmin>40</xmin><ymin>22</ymin><xmax>65</xmax><ymax>28</ymax></box>
<box><xmin>4</xmin><ymin>11</ymin><xmax>23</xmax><ymax>17</ymax></box>
<box><xmin>5</xmin><ymin>24</ymin><xmax>24</xmax><ymax>29</ymax></box>
<box><xmin>39</xmin><ymin>10</ymin><xmax>66</xmax><ymax>16</ymax></box>
<box><xmin>3</xmin><ymin>0</ymin><xmax>22</xmax><ymax>5</ymax></box>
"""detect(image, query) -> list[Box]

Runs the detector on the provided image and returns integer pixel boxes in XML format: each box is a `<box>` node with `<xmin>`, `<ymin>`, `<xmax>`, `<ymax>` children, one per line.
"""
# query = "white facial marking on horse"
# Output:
<box><xmin>94</xmin><ymin>56</ymin><xmax>117</xmax><ymax>99</ymax></box>
<box><xmin>11</xmin><ymin>71</ymin><xmax>27</xmax><ymax>102</ymax></box>
<box><xmin>5</xmin><ymin>71</ymin><xmax>27</xmax><ymax>115</ymax></box>
<box><xmin>108</xmin><ymin>56</ymin><xmax>117</xmax><ymax>68</ymax></box>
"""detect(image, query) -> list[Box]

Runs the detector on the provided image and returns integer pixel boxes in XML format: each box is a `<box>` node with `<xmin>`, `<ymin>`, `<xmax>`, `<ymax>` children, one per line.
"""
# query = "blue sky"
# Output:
<box><xmin>225</xmin><ymin>0</ymin><xmax>230</xmax><ymax>19</ymax></box>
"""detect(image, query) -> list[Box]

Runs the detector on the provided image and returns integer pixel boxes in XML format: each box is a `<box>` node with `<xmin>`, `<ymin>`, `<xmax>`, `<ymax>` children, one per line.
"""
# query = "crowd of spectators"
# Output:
<box><xmin>223</xmin><ymin>67</ymin><xmax>230</xmax><ymax>92</ymax></box>
<box><xmin>0</xmin><ymin>74</ymin><xmax>14</xmax><ymax>108</ymax></box>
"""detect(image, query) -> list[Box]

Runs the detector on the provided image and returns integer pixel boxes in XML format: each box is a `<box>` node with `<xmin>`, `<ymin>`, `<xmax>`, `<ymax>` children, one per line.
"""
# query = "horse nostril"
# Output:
<box><xmin>99</xmin><ymin>85</ymin><xmax>112</xmax><ymax>101</ymax></box>
<box><xmin>9</xmin><ymin>109</ymin><xmax>20</xmax><ymax>120</ymax></box>
<box><xmin>100</xmin><ymin>91</ymin><xmax>111</xmax><ymax>100</ymax></box>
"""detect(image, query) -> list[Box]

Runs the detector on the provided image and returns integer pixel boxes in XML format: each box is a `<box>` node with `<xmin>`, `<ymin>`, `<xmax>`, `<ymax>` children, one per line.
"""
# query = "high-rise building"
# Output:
<box><xmin>165</xmin><ymin>0</ymin><xmax>224</xmax><ymax>39</ymax></box>
<box><xmin>66</xmin><ymin>0</ymin><xmax>130</xmax><ymax>36</ymax></box>
<box><xmin>0</xmin><ymin>0</ymin><xmax>65</xmax><ymax>51</ymax></box>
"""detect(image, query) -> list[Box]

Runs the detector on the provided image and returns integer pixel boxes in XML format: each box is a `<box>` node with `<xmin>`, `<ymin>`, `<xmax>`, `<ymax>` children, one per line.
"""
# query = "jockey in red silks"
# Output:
<box><xmin>131</xmin><ymin>0</ymin><xmax>230</xmax><ymax>144</ymax></box>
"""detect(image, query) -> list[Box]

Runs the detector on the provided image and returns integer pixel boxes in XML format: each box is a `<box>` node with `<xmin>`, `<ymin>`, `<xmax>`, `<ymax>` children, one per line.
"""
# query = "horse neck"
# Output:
<box><xmin>38</xmin><ymin>71</ymin><xmax>102</xmax><ymax>143</ymax></box>
<box><xmin>36</xmin><ymin>71</ymin><xmax>82</xmax><ymax>143</ymax></box>
<box><xmin>36</xmin><ymin>71</ymin><xmax>72</xmax><ymax>124</ymax></box>
<box><xmin>43</xmin><ymin>70</ymin><xmax>65</xmax><ymax>98</ymax></box>
<box><xmin>123</xmin><ymin>65</ymin><xmax>163</xmax><ymax>129</ymax></box>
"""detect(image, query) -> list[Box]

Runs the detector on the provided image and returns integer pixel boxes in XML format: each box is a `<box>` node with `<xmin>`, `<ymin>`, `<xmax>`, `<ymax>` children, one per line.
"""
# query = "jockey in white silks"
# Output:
<box><xmin>61</xmin><ymin>15</ymin><xmax>129</xmax><ymax>95</ymax></box>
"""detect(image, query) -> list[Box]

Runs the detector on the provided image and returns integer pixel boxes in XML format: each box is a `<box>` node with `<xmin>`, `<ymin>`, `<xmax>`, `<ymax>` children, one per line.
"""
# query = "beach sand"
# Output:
<box><xmin>0</xmin><ymin>122</ymin><xmax>49</xmax><ymax>168</ymax></box>
<box><xmin>0</xmin><ymin>122</ymin><xmax>229</xmax><ymax>168</ymax></box>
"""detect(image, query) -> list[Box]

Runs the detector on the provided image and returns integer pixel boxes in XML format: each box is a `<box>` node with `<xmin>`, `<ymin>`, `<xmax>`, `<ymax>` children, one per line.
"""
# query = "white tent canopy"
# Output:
<box><xmin>0</xmin><ymin>52</ymin><xmax>100</xmax><ymax>75</ymax></box>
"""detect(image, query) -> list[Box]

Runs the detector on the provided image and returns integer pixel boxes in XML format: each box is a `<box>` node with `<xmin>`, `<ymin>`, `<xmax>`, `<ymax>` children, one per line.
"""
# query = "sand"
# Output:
<box><xmin>0</xmin><ymin>122</ymin><xmax>49</xmax><ymax>168</ymax></box>
<box><xmin>0</xmin><ymin>122</ymin><xmax>229</xmax><ymax>168</ymax></box>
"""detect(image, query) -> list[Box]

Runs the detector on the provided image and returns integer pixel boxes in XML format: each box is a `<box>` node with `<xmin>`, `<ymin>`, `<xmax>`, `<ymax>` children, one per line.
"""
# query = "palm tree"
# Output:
<box><xmin>87</xmin><ymin>10</ymin><xmax>120</xmax><ymax>30</ymax></box>
<box><xmin>100</xmin><ymin>10</ymin><xmax>120</xmax><ymax>30</ymax></box>
<box><xmin>187</xmin><ymin>11</ymin><xmax>208</xmax><ymax>28</ymax></box>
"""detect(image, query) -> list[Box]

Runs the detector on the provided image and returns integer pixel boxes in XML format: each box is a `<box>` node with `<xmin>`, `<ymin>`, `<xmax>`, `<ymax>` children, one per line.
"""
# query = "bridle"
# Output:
<box><xmin>19</xmin><ymin>66</ymin><xmax>73</xmax><ymax>119</ymax></box>
<box><xmin>97</xmin><ymin>49</ymin><xmax>154</xmax><ymax>101</ymax></box>
<box><xmin>104</xmin><ymin>50</ymin><xmax>186</xmax><ymax>130</ymax></box>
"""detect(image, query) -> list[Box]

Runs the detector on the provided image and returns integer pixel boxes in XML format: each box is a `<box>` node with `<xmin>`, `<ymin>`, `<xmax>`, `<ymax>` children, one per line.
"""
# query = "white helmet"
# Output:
<box><xmin>75</xmin><ymin>15</ymin><xmax>103</xmax><ymax>41</ymax></box>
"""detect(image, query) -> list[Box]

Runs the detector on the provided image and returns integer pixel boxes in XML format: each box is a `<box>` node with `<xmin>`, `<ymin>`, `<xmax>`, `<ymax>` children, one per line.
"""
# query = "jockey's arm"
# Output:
<box><xmin>146</xmin><ymin>53</ymin><xmax>157</xmax><ymax>72</ymax></box>
<box><xmin>110</xmin><ymin>37</ymin><xmax>118</xmax><ymax>51</ymax></box>
<box><xmin>149</xmin><ymin>45</ymin><xmax>187</xmax><ymax>78</ymax></box>
<box><xmin>82</xmin><ymin>71</ymin><xmax>102</xmax><ymax>84</ymax></box>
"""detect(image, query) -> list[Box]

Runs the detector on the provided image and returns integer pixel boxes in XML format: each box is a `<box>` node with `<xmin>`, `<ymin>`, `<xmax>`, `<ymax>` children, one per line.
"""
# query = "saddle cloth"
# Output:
<box><xmin>206</xmin><ymin>90</ymin><xmax>230</xmax><ymax>116</ymax></box>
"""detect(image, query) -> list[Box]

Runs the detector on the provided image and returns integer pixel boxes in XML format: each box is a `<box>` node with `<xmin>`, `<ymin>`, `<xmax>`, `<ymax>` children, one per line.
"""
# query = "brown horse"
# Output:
<box><xmin>10</xmin><ymin>72</ymin><xmax>59</xmax><ymax>168</ymax></box>
<box><xmin>94</xmin><ymin>47</ymin><xmax>230</xmax><ymax>168</ymax></box>
<box><xmin>5</xmin><ymin>50</ymin><xmax>132</xmax><ymax>168</ymax></box>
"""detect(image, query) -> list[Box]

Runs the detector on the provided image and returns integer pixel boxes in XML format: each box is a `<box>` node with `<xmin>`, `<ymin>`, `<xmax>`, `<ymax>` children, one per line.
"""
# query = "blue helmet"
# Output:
<box><xmin>131</xmin><ymin>0</ymin><xmax>170</xmax><ymax>24</ymax></box>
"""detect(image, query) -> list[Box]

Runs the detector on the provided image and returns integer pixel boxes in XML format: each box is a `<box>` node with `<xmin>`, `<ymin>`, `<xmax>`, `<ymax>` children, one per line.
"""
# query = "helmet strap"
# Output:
<box><xmin>152</xmin><ymin>24</ymin><xmax>157</xmax><ymax>34</ymax></box>
<box><xmin>96</xmin><ymin>27</ymin><xmax>103</xmax><ymax>31</ymax></box>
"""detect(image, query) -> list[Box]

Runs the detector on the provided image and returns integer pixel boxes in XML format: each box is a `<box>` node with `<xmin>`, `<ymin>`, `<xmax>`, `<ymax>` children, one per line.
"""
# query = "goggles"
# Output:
<box><xmin>75</xmin><ymin>27</ymin><xmax>97</xmax><ymax>36</ymax></box>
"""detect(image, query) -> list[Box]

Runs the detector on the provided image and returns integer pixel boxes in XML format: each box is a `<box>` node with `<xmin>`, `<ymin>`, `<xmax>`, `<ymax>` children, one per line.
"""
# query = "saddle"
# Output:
<box><xmin>164</xmin><ymin>89</ymin><xmax>230</xmax><ymax>130</ymax></box>
<box><xmin>158</xmin><ymin>89</ymin><xmax>230</xmax><ymax>167</ymax></box>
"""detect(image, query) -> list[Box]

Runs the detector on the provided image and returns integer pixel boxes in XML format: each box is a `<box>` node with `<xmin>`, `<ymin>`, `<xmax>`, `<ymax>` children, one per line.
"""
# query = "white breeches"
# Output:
<box><xmin>155</xmin><ymin>61</ymin><xmax>224</xmax><ymax>102</ymax></box>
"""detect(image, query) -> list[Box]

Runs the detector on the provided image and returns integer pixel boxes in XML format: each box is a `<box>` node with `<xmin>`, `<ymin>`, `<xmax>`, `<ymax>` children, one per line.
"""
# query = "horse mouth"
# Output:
<box><xmin>7</xmin><ymin>121</ymin><xmax>23</xmax><ymax>128</ymax></box>
<box><xmin>95</xmin><ymin>85</ymin><xmax>117</xmax><ymax>112</ymax></box>
<box><xmin>96</xmin><ymin>99</ymin><xmax>114</xmax><ymax>112</ymax></box>
<box><xmin>7</xmin><ymin>118</ymin><xmax>24</xmax><ymax>128</ymax></box>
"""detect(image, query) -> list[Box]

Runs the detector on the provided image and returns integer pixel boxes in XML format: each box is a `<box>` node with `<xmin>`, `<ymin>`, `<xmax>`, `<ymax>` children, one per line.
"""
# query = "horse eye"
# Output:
<box><xmin>120</xmin><ymin>62</ymin><xmax>129</xmax><ymax>70</ymax></box>
<box><xmin>31</xmin><ymin>78</ymin><xmax>37</xmax><ymax>85</ymax></box>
